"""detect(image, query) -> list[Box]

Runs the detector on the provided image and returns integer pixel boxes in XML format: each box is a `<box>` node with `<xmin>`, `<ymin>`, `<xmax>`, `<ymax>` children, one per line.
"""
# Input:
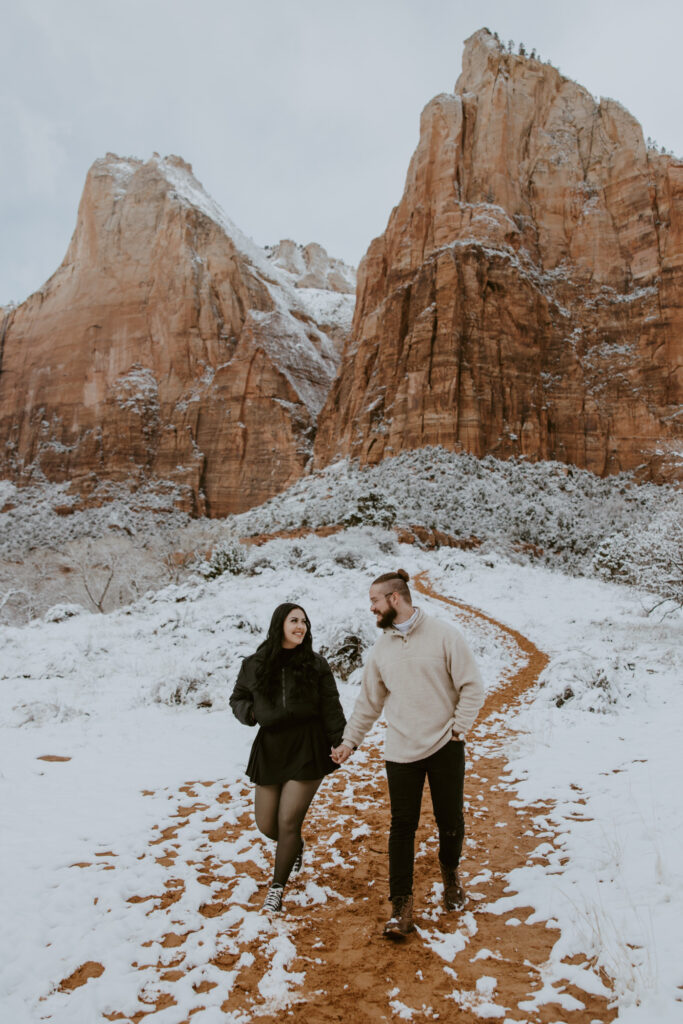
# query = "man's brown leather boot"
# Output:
<box><xmin>383</xmin><ymin>894</ymin><xmax>415</xmax><ymax>939</ymax></box>
<box><xmin>440</xmin><ymin>861</ymin><xmax>466</xmax><ymax>911</ymax></box>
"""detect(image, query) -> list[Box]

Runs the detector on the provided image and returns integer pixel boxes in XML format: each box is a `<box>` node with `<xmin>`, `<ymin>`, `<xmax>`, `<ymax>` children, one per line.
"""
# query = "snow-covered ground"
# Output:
<box><xmin>1</xmin><ymin>530</ymin><xmax>681</xmax><ymax>1021</ymax></box>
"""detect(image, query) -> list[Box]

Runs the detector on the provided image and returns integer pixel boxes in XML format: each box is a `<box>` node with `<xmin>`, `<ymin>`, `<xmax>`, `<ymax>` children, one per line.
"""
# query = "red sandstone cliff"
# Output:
<box><xmin>0</xmin><ymin>155</ymin><xmax>354</xmax><ymax>515</ymax></box>
<box><xmin>314</xmin><ymin>29</ymin><xmax>682</xmax><ymax>481</ymax></box>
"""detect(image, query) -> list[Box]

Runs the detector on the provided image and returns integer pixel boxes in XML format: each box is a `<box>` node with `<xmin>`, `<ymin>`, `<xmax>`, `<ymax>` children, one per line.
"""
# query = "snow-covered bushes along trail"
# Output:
<box><xmin>2</xmin><ymin>448</ymin><xmax>681</xmax><ymax>626</ymax></box>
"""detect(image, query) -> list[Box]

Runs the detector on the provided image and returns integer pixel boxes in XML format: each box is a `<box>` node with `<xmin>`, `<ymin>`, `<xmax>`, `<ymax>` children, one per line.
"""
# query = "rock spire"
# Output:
<box><xmin>314</xmin><ymin>28</ymin><xmax>682</xmax><ymax>481</ymax></box>
<box><xmin>0</xmin><ymin>154</ymin><xmax>354</xmax><ymax>514</ymax></box>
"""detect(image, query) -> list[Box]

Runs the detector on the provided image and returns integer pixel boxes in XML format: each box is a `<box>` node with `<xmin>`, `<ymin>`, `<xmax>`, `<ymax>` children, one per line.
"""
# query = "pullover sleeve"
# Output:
<box><xmin>446</xmin><ymin>627</ymin><xmax>485</xmax><ymax>734</ymax></box>
<box><xmin>229</xmin><ymin>660</ymin><xmax>257</xmax><ymax>727</ymax></box>
<box><xmin>341</xmin><ymin>649</ymin><xmax>387</xmax><ymax>750</ymax></box>
<box><xmin>317</xmin><ymin>657</ymin><xmax>347</xmax><ymax>746</ymax></box>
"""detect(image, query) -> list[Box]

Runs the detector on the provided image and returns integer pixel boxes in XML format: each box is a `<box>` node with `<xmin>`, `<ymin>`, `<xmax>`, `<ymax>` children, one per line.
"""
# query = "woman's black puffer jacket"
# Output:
<box><xmin>229</xmin><ymin>650</ymin><xmax>346</xmax><ymax>746</ymax></box>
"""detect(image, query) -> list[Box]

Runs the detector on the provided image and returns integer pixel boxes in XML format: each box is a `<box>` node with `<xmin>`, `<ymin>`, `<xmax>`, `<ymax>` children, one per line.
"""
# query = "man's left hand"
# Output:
<box><xmin>330</xmin><ymin>743</ymin><xmax>354</xmax><ymax>764</ymax></box>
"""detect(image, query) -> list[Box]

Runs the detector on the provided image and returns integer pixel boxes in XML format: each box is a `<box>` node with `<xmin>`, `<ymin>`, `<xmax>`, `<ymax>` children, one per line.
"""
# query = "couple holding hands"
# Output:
<box><xmin>229</xmin><ymin>569</ymin><xmax>484</xmax><ymax>938</ymax></box>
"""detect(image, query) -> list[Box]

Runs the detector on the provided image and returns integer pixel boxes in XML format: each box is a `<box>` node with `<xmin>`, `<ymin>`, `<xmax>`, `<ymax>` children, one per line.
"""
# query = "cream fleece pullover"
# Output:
<box><xmin>342</xmin><ymin>608</ymin><xmax>485</xmax><ymax>763</ymax></box>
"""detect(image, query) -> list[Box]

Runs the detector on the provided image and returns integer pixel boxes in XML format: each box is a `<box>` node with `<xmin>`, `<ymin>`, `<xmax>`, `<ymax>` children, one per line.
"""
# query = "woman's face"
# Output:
<box><xmin>282</xmin><ymin>608</ymin><xmax>308</xmax><ymax>649</ymax></box>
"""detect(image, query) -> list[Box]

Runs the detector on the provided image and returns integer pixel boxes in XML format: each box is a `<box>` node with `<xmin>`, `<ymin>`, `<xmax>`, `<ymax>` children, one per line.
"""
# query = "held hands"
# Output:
<box><xmin>330</xmin><ymin>743</ymin><xmax>354</xmax><ymax>765</ymax></box>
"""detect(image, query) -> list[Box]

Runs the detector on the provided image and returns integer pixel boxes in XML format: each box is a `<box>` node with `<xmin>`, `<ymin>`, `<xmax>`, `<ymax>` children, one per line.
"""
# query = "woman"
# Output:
<box><xmin>230</xmin><ymin>602</ymin><xmax>346</xmax><ymax>913</ymax></box>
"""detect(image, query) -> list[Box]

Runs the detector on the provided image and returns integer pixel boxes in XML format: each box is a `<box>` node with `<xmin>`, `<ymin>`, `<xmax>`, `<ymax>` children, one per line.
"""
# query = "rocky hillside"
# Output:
<box><xmin>314</xmin><ymin>29</ymin><xmax>682</xmax><ymax>482</ymax></box>
<box><xmin>0</xmin><ymin>155</ymin><xmax>354</xmax><ymax>515</ymax></box>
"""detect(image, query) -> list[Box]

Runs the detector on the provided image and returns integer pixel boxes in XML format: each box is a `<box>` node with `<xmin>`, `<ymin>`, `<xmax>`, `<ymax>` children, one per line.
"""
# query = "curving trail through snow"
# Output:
<box><xmin>60</xmin><ymin>574</ymin><xmax>617</xmax><ymax>1024</ymax></box>
<box><xmin>414</xmin><ymin>570</ymin><xmax>551</xmax><ymax>719</ymax></box>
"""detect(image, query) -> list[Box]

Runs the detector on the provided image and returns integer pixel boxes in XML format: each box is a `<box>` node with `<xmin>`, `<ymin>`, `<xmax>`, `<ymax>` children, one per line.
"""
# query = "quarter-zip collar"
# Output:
<box><xmin>386</xmin><ymin>606</ymin><xmax>424</xmax><ymax>639</ymax></box>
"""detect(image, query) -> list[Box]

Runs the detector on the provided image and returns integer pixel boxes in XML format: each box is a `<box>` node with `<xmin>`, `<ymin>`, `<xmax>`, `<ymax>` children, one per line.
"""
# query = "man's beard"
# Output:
<box><xmin>376</xmin><ymin>606</ymin><xmax>397</xmax><ymax>630</ymax></box>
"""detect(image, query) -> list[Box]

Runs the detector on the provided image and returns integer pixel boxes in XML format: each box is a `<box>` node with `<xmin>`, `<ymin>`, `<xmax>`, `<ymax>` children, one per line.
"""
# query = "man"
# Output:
<box><xmin>331</xmin><ymin>569</ymin><xmax>484</xmax><ymax>939</ymax></box>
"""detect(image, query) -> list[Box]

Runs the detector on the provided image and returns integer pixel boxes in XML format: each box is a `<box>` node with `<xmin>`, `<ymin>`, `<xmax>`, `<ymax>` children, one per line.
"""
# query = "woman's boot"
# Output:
<box><xmin>383</xmin><ymin>894</ymin><xmax>415</xmax><ymax>939</ymax></box>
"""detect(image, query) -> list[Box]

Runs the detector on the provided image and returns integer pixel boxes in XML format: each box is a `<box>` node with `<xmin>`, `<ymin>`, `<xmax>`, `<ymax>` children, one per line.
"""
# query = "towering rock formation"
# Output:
<box><xmin>315</xmin><ymin>29</ymin><xmax>682</xmax><ymax>480</ymax></box>
<box><xmin>0</xmin><ymin>155</ymin><xmax>354</xmax><ymax>515</ymax></box>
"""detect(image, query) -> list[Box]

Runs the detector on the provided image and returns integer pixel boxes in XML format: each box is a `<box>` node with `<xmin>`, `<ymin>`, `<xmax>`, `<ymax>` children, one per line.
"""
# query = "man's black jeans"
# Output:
<box><xmin>385</xmin><ymin>739</ymin><xmax>465</xmax><ymax>900</ymax></box>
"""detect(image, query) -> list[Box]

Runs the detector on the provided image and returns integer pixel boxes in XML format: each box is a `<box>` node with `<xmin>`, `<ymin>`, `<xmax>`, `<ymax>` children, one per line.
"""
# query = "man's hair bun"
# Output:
<box><xmin>372</xmin><ymin>569</ymin><xmax>412</xmax><ymax>595</ymax></box>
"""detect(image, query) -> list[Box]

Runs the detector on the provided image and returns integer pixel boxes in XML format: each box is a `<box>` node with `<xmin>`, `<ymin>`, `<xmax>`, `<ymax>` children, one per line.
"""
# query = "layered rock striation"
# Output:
<box><xmin>0</xmin><ymin>155</ymin><xmax>354</xmax><ymax>514</ymax></box>
<box><xmin>315</xmin><ymin>29</ymin><xmax>682</xmax><ymax>480</ymax></box>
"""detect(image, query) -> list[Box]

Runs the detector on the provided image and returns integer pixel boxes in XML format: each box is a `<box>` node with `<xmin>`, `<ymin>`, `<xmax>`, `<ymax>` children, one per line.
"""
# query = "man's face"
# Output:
<box><xmin>369</xmin><ymin>585</ymin><xmax>397</xmax><ymax>630</ymax></box>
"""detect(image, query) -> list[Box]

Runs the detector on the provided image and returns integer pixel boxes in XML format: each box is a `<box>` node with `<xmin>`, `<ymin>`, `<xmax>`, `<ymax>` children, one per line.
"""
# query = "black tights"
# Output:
<box><xmin>254</xmin><ymin>778</ymin><xmax>322</xmax><ymax>886</ymax></box>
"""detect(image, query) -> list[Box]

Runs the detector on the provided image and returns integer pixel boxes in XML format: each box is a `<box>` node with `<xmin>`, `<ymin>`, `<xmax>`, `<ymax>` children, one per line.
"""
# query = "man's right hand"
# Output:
<box><xmin>330</xmin><ymin>743</ymin><xmax>354</xmax><ymax>764</ymax></box>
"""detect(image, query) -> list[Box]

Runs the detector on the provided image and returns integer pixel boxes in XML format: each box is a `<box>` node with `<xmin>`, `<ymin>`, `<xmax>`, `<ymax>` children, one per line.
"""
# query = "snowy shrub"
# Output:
<box><xmin>593</xmin><ymin>506</ymin><xmax>683</xmax><ymax>612</ymax></box>
<box><xmin>319</xmin><ymin>627</ymin><xmax>372</xmax><ymax>682</ymax></box>
<box><xmin>152</xmin><ymin>672</ymin><xmax>214</xmax><ymax>708</ymax></box>
<box><xmin>247</xmin><ymin>539</ymin><xmax>321</xmax><ymax>575</ymax></box>
<box><xmin>200</xmin><ymin>542</ymin><xmax>247</xmax><ymax>579</ymax></box>
<box><xmin>538</xmin><ymin>652</ymin><xmax>627</xmax><ymax>713</ymax></box>
<box><xmin>12</xmin><ymin>700</ymin><xmax>87</xmax><ymax>726</ymax></box>
<box><xmin>432</xmin><ymin>549</ymin><xmax>468</xmax><ymax>574</ymax></box>
<box><xmin>333</xmin><ymin>550</ymin><xmax>361</xmax><ymax>569</ymax></box>
<box><xmin>44</xmin><ymin>603</ymin><xmax>88</xmax><ymax>623</ymax></box>
<box><xmin>0</xmin><ymin>588</ymin><xmax>35</xmax><ymax>625</ymax></box>
<box><xmin>593</xmin><ymin>535</ymin><xmax>629</xmax><ymax>581</ymax></box>
<box><xmin>244</xmin><ymin>546</ymin><xmax>277</xmax><ymax>576</ymax></box>
<box><xmin>244</xmin><ymin>527</ymin><xmax>396</xmax><ymax>580</ymax></box>
<box><xmin>291</xmin><ymin>542</ymin><xmax>321</xmax><ymax>574</ymax></box>
<box><xmin>342</xmin><ymin>491</ymin><xmax>398</xmax><ymax>529</ymax></box>
<box><xmin>223</xmin><ymin>615</ymin><xmax>261</xmax><ymax>635</ymax></box>
<box><xmin>377</xmin><ymin>532</ymin><xmax>400</xmax><ymax>556</ymax></box>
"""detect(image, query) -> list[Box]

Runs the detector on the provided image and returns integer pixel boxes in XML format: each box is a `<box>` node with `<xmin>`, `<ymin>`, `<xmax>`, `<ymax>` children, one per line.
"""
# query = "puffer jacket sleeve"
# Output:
<box><xmin>316</xmin><ymin>656</ymin><xmax>346</xmax><ymax>746</ymax></box>
<box><xmin>229</xmin><ymin>659</ymin><xmax>257</xmax><ymax>726</ymax></box>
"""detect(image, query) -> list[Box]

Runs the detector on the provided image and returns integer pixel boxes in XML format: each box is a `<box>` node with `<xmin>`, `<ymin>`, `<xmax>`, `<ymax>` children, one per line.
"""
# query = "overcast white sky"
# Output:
<box><xmin>1</xmin><ymin>0</ymin><xmax>681</xmax><ymax>306</ymax></box>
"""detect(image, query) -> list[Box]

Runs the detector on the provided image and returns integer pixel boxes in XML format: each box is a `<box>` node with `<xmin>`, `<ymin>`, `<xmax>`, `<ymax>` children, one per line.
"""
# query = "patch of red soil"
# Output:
<box><xmin>242</xmin><ymin>524</ymin><xmax>344</xmax><ymax>546</ymax></box>
<box><xmin>397</xmin><ymin>525</ymin><xmax>483</xmax><ymax>550</ymax></box>
<box><xmin>58</xmin><ymin>961</ymin><xmax>104</xmax><ymax>991</ymax></box>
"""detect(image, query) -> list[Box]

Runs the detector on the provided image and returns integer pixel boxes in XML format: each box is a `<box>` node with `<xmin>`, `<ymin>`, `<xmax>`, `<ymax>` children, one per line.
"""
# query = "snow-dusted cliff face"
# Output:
<box><xmin>0</xmin><ymin>154</ymin><xmax>355</xmax><ymax>515</ymax></box>
<box><xmin>314</xmin><ymin>28</ymin><xmax>682</xmax><ymax>482</ymax></box>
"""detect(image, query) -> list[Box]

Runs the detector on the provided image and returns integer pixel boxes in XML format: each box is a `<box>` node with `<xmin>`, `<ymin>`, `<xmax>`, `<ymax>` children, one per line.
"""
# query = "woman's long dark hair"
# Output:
<box><xmin>254</xmin><ymin>602</ymin><xmax>317</xmax><ymax>697</ymax></box>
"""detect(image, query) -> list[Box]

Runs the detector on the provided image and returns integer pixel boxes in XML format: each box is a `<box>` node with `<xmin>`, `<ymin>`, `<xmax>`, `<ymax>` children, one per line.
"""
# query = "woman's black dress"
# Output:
<box><xmin>230</xmin><ymin>647</ymin><xmax>346</xmax><ymax>786</ymax></box>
